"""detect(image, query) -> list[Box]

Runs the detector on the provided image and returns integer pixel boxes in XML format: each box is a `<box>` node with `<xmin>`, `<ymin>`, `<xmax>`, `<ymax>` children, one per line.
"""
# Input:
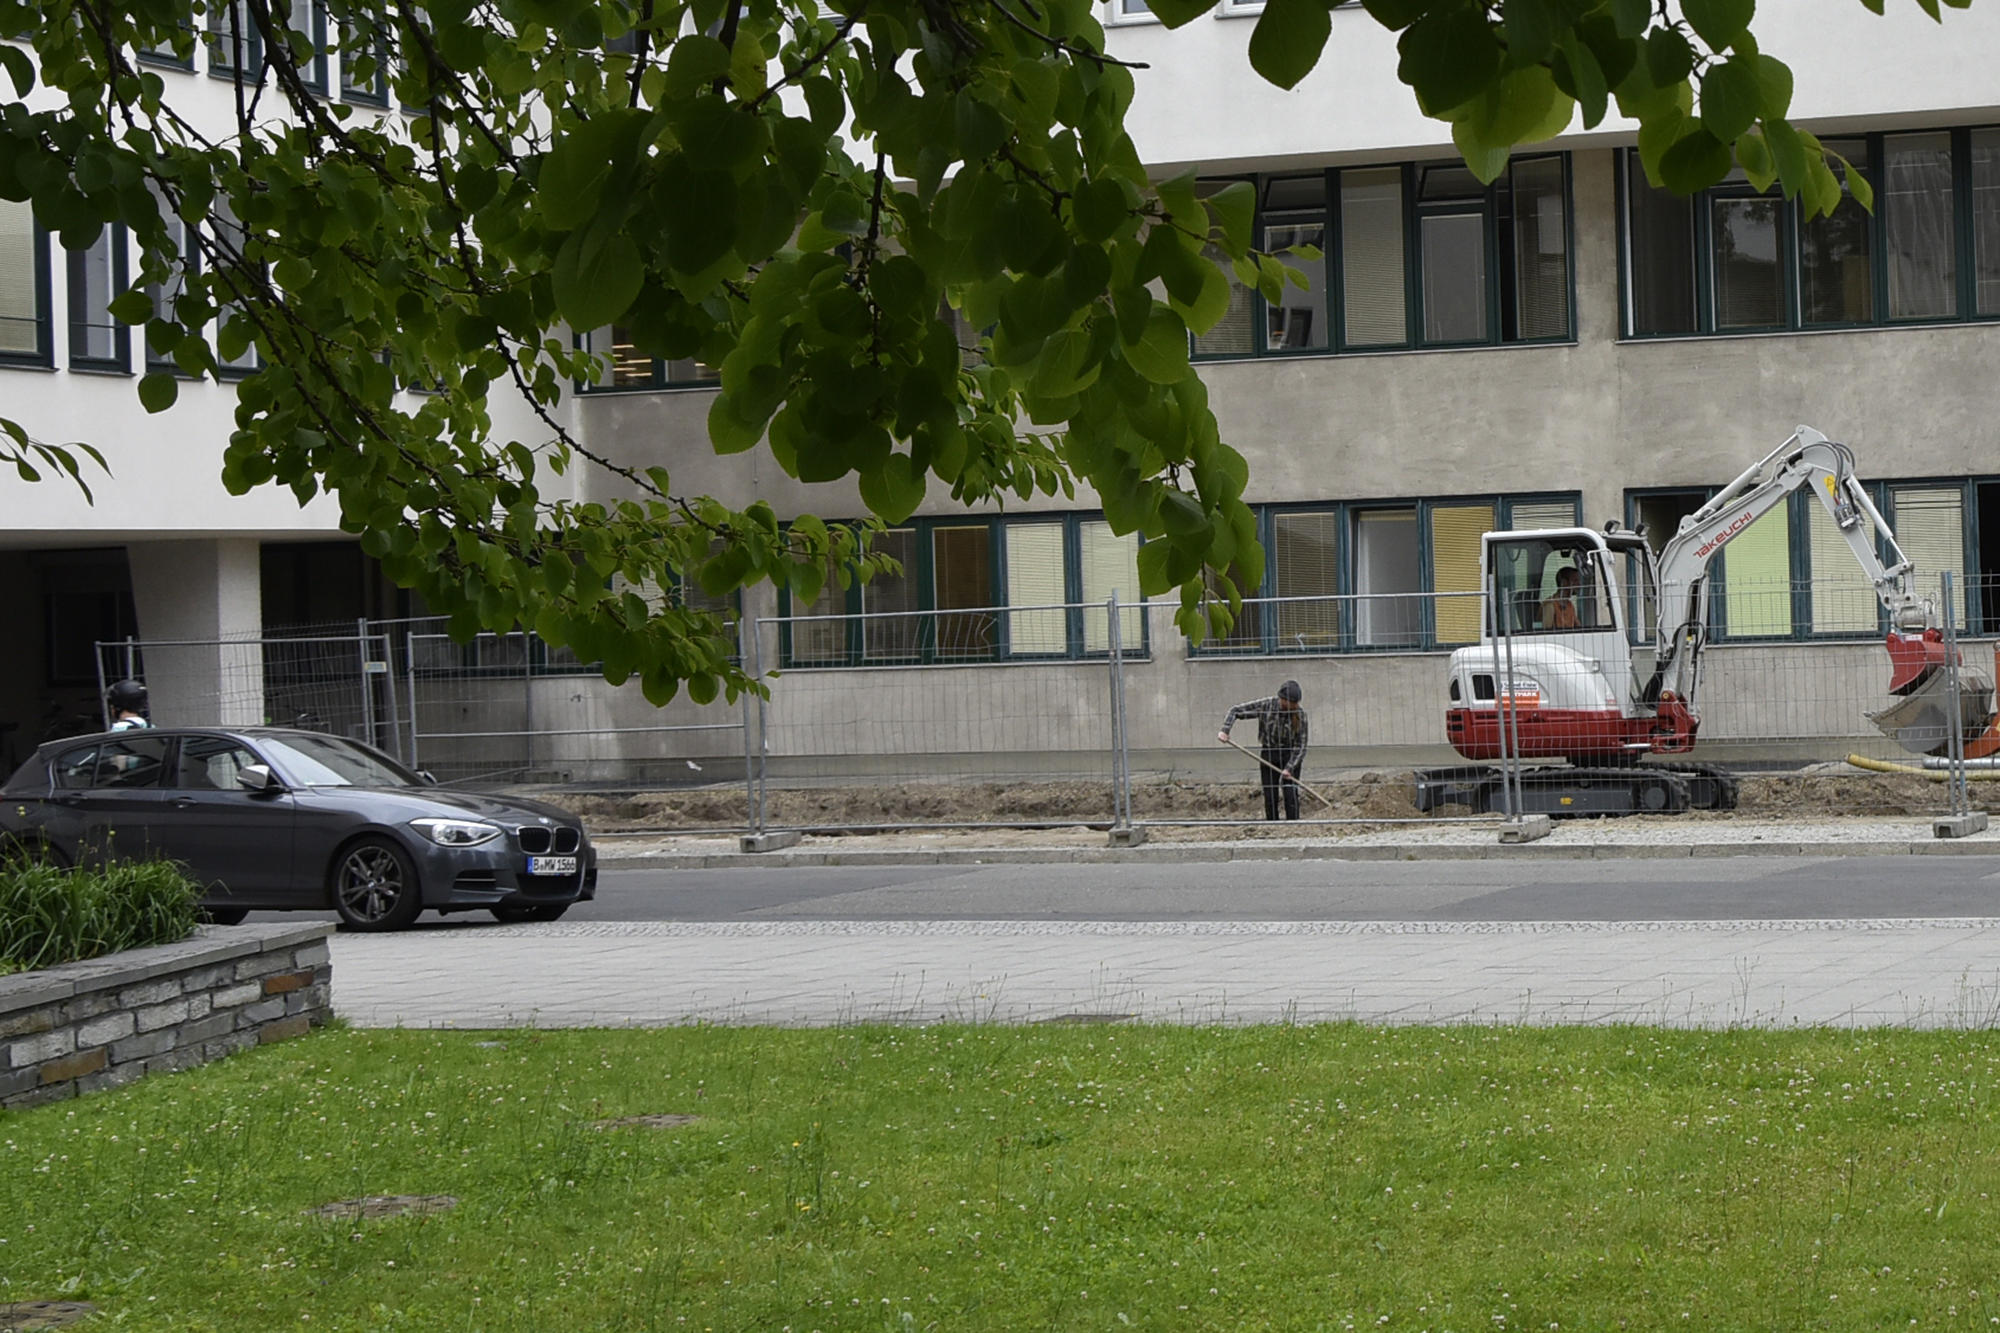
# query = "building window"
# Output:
<box><xmin>67</xmin><ymin>226</ymin><xmax>129</xmax><ymax>372</ymax></box>
<box><xmin>1105</xmin><ymin>0</ymin><xmax>1158</xmax><ymax>24</ymax></box>
<box><xmin>138</xmin><ymin>20</ymin><xmax>198</xmax><ymax>70</ymax></box>
<box><xmin>1195</xmin><ymin>494</ymin><xmax>1580</xmax><ymax>655</ymax></box>
<box><xmin>338</xmin><ymin>18</ymin><xmax>391</xmax><ymax>104</ymax></box>
<box><xmin>1622</xmin><ymin>127</ymin><xmax>2000</xmax><ymax>337</ymax></box>
<box><xmin>285</xmin><ymin>0</ymin><xmax>330</xmax><ymax>93</ymax></box>
<box><xmin>1192</xmin><ymin>155</ymin><xmax>1572</xmax><ymax>362</ymax></box>
<box><xmin>579</xmin><ymin>324</ymin><xmax>717</xmax><ymax>390</ymax></box>
<box><xmin>206</xmin><ymin>0</ymin><xmax>263</xmax><ymax>79</ymax></box>
<box><xmin>209</xmin><ymin>197</ymin><xmax>260</xmax><ymax>376</ymax></box>
<box><xmin>0</xmin><ymin>200</ymin><xmax>51</xmax><ymax>366</ymax></box>
<box><xmin>781</xmin><ymin>515</ymin><xmax>1147</xmax><ymax>667</ymax></box>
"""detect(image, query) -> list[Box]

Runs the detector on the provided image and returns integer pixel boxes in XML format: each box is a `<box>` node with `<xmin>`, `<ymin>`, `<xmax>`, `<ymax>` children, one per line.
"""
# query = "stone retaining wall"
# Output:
<box><xmin>0</xmin><ymin>922</ymin><xmax>333</xmax><ymax>1110</ymax></box>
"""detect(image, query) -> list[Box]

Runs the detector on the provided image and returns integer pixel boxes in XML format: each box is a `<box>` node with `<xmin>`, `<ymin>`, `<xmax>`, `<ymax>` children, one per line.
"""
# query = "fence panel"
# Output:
<box><xmin>752</xmin><ymin>601</ymin><xmax>1124</xmax><ymax>831</ymax></box>
<box><xmin>95</xmin><ymin>631</ymin><xmax>395</xmax><ymax>751</ymax></box>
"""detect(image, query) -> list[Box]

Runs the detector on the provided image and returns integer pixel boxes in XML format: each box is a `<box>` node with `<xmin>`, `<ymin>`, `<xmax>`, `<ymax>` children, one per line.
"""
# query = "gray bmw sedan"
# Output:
<box><xmin>0</xmin><ymin>727</ymin><xmax>595</xmax><ymax>931</ymax></box>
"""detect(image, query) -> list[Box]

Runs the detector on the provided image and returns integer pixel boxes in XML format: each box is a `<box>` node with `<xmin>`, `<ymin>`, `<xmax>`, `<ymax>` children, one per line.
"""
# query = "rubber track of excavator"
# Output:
<box><xmin>1516</xmin><ymin>766</ymin><xmax>1692</xmax><ymax>815</ymax></box>
<box><xmin>1639</xmin><ymin>760</ymin><xmax>1740</xmax><ymax>811</ymax></box>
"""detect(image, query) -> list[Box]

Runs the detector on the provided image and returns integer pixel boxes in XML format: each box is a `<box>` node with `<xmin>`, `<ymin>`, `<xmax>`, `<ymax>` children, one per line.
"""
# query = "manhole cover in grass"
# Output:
<box><xmin>1036</xmin><ymin>1012</ymin><xmax>1136</xmax><ymax>1026</ymax></box>
<box><xmin>592</xmin><ymin>1113</ymin><xmax>701</xmax><ymax>1130</ymax></box>
<box><xmin>304</xmin><ymin>1194</ymin><xmax>459</xmax><ymax>1221</ymax></box>
<box><xmin>0</xmin><ymin>1302</ymin><xmax>98</xmax><ymax>1330</ymax></box>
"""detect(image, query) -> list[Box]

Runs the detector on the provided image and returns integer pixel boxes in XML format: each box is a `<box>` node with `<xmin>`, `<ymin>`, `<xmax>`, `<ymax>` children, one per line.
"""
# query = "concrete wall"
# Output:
<box><xmin>0</xmin><ymin>923</ymin><xmax>332</xmax><ymax>1110</ymax></box>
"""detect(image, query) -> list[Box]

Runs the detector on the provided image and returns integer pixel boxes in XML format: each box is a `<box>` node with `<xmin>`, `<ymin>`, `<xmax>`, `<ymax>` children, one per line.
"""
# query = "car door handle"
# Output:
<box><xmin>52</xmin><ymin>794</ymin><xmax>81</xmax><ymax>807</ymax></box>
<box><xmin>173</xmin><ymin>797</ymin><xmax>198</xmax><ymax>808</ymax></box>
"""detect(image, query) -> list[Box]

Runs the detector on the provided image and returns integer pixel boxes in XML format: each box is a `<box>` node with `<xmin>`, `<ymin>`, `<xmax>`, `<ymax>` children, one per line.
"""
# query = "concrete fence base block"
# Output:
<box><xmin>1107</xmin><ymin>826</ymin><xmax>1148</xmax><ymax>848</ymax></box>
<box><xmin>1499</xmin><ymin>815</ymin><xmax>1554</xmax><ymax>844</ymax></box>
<box><xmin>1933</xmin><ymin>811</ymin><xmax>1990</xmax><ymax>839</ymax></box>
<box><xmin>740</xmin><ymin>830</ymin><xmax>804</xmax><ymax>854</ymax></box>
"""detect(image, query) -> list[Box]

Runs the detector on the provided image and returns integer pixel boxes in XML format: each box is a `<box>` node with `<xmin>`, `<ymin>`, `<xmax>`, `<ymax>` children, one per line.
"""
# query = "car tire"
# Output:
<box><xmin>199</xmin><ymin>906</ymin><xmax>250</xmax><ymax>925</ymax></box>
<box><xmin>330</xmin><ymin>837</ymin><xmax>425</xmax><ymax>932</ymax></box>
<box><xmin>490</xmin><ymin>903</ymin><xmax>569</xmax><ymax>923</ymax></box>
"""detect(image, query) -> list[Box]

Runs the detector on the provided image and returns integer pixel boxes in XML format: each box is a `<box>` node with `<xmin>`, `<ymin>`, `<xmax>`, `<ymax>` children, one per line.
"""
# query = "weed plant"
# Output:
<box><xmin>0</xmin><ymin>859</ymin><xmax>203</xmax><ymax>972</ymax></box>
<box><xmin>4</xmin><ymin>1024</ymin><xmax>2000</xmax><ymax>1329</ymax></box>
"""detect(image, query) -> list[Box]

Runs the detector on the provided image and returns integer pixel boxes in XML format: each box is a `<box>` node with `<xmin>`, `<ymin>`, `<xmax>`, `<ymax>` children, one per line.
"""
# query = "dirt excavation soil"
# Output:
<box><xmin>543</xmin><ymin>766</ymin><xmax>1989</xmax><ymax>835</ymax></box>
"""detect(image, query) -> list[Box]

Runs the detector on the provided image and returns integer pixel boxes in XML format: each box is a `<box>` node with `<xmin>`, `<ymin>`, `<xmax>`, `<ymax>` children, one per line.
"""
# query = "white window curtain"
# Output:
<box><xmin>1885</xmin><ymin>132</ymin><xmax>1957</xmax><ymax>320</ymax></box>
<box><xmin>1004</xmin><ymin>523</ymin><xmax>1067</xmax><ymax>655</ymax></box>
<box><xmin>1080</xmin><ymin>521</ymin><xmax>1143</xmax><ymax>652</ymax></box>
<box><xmin>0</xmin><ymin>199</ymin><xmax>41</xmax><ymax>356</ymax></box>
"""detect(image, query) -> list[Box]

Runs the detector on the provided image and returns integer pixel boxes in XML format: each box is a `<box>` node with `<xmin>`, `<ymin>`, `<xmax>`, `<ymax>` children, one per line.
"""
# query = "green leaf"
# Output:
<box><xmin>1206</xmin><ymin>180</ymin><xmax>1255</xmax><ymax>254</ymax></box>
<box><xmin>1734</xmin><ymin>128</ymin><xmax>1778</xmax><ymax>193</ymax></box>
<box><xmin>665</xmin><ymin>34</ymin><xmax>731</xmax><ymax>97</ymax></box>
<box><xmin>1501</xmin><ymin>0</ymin><xmax>1556</xmax><ymax>66</ymax></box>
<box><xmin>1659</xmin><ymin>127</ymin><xmax>1733</xmax><ymax>194</ymax></box>
<box><xmin>137</xmin><ymin>372</ymin><xmax>179</xmax><ymax>413</ymax></box>
<box><xmin>1682</xmin><ymin>0</ymin><xmax>1755</xmax><ymax>51</ymax></box>
<box><xmin>1554</xmin><ymin>34</ymin><xmax>1608</xmax><ymax>130</ymax></box>
<box><xmin>1754</xmin><ymin>55</ymin><xmax>1794</xmax><ymax>122</ymax></box>
<box><xmin>1248</xmin><ymin>0</ymin><xmax>1334</xmax><ymax>91</ymax></box>
<box><xmin>1763</xmin><ymin>116</ymin><xmax>1810</xmax><ymax>198</ymax></box>
<box><xmin>1644</xmin><ymin>27</ymin><xmax>1694</xmax><ymax>87</ymax></box>
<box><xmin>1699</xmin><ymin>58</ymin><xmax>1763</xmax><ymax>143</ymax></box>
<box><xmin>1071</xmin><ymin>177</ymin><xmax>1129</xmax><ymax>243</ymax></box>
<box><xmin>1123</xmin><ymin>307</ymin><xmax>1192</xmax><ymax>385</ymax></box>
<box><xmin>1145</xmin><ymin>0</ymin><xmax>1222</xmax><ymax>29</ymax></box>
<box><xmin>552</xmin><ymin>229</ymin><xmax>644</xmax><ymax>332</ymax></box>
<box><xmin>1840</xmin><ymin>152</ymin><xmax>1875</xmax><ymax>212</ymax></box>
<box><xmin>1397</xmin><ymin>7</ymin><xmax>1504</xmax><ymax>116</ymax></box>
<box><xmin>857</xmin><ymin>452</ymin><xmax>926</xmax><ymax>525</ymax></box>
<box><xmin>0</xmin><ymin>45</ymin><xmax>34</xmax><ymax>96</ymax></box>
<box><xmin>1609</xmin><ymin>0</ymin><xmax>1650</xmax><ymax>38</ymax></box>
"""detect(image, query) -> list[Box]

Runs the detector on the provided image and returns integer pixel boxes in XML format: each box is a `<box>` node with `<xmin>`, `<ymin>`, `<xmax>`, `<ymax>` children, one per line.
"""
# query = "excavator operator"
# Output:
<box><xmin>1542</xmin><ymin>566</ymin><xmax>1582</xmax><ymax>630</ymax></box>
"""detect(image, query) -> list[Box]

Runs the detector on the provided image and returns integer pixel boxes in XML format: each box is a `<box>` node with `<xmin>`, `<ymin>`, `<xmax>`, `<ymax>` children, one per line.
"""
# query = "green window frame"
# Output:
<box><xmin>777</xmin><ymin>514</ymin><xmax>1149</xmax><ymax>668</ymax></box>
<box><xmin>1190</xmin><ymin>492</ymin><xmax>1581</xmax><ymax>656</ymax></box>
<box><xmin>1189</xmin><ymin>154</ymin><xmax>1576</xmax><ymax>363</ymax></box>
<box><xmin>1619</xmin><ymin>127</ymin><xmax>2000</xmax><ymax>339</ymax></box>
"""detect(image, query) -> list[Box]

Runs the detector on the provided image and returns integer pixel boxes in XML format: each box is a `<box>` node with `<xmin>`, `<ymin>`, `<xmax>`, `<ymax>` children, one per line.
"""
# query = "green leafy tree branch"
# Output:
<box><xmin>0</xmin><ymin>0</ymin><xmax>1967</xmax><ymax>704</ymax></box>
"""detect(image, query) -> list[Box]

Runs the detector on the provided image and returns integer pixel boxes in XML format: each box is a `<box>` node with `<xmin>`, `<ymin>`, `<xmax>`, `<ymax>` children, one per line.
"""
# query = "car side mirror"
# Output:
<box><xmin>418</xmin><ymin>770</ymin><xmax>439</xmax><ymax>785</ymax></box>
<box><xmin>236</xmin><ymin>764</ymin><xmax>281</xmax><ymax>794</ymax></box>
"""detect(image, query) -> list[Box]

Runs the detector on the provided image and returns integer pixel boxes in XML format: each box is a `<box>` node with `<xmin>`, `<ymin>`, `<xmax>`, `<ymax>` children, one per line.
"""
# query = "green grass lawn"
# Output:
<box><xmin>4</xmin><ymin>1024</ymin><xmax>2000</xmax><ymax>1331</ymax></box>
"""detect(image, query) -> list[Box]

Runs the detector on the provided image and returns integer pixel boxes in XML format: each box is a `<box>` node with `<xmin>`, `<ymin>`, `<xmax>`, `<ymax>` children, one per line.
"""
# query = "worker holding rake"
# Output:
<box><xmin>1217</xmin><ymin>680</ymin><xmax>1313</xmax><ymax>821</ymax></box>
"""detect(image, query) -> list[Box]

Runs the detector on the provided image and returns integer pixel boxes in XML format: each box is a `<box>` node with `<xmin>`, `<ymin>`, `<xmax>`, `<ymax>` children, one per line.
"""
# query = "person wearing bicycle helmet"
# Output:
<box><xmin>106</xmin><ymin>679</ymin><xmax>151</xmax><ymax>730</ymax></box>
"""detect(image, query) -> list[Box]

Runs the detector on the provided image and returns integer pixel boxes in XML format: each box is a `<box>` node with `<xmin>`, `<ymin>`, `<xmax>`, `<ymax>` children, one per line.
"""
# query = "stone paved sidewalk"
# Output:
<box><xmin>328</xmin><ymin>917</ymin><xmax>2000</xmax><ymax>1031</ymax></box>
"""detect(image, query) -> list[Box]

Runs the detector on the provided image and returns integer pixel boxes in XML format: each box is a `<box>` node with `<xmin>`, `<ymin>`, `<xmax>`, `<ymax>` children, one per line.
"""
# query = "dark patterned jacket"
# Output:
<box><xmin>1220</xmin><ymin>697</ymin><xmax>1308</xmax><ymax>771</ymax></box>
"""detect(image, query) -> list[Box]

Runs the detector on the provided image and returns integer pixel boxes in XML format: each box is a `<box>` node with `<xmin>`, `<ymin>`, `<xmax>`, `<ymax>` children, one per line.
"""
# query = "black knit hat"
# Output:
<box><xmin>1279</xmin><ymin>679</ymin><xmax>1301</xmax><ymax>703</ymax></box>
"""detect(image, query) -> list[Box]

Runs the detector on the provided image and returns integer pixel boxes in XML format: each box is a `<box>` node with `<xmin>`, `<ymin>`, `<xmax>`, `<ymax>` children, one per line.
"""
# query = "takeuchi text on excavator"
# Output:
<box><xmin>1415</xmin><ymin>426</ymin><xmax>2000</xmax><ymax>817</ymax></box>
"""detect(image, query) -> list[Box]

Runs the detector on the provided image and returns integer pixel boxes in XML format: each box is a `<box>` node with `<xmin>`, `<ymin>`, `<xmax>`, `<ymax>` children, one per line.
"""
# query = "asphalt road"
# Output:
<box><xmin>252</xmin><ymin>855</ymin><xmax>2000</xmax><ymax>928</ymax></box>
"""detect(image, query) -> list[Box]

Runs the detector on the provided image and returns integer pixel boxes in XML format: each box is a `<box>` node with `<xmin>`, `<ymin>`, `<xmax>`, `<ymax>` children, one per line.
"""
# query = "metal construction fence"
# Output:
<box><xmin>91</xmin><ymin>577</ymin><xmax>1998</xmax><ymax>834</ymax></box>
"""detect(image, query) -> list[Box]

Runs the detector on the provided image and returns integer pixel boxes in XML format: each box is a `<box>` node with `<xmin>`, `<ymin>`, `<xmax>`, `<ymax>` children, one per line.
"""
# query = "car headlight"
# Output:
<box><xmin>411</xmin><ymin>817</ymin><xmax>502</xmax><ymax>848</ymax></box>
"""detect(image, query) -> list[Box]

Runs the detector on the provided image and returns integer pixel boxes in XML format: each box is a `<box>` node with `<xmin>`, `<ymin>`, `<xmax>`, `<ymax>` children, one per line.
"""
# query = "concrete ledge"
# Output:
<box><xmin>1107</xmin><ymin>826</ymin><xmax>1149</xmax><ymax>848</ymax></box>
<box><xmin>2</xmin><ymin>923</ymin><xmax>333</xmax><ymax>1111</ymax></box>
<box><xmin>1498</xmin><ymin>816</ymin><xmax>1553</xmax><ymax>844</ymax></box>
<box><xmin>1934</xmin><ymin>812</ymin><xmax>1991</xmax><ymax>839</ymax></box>
<box><xmin>602</xmin><ymin>834</ymin><xmax>2000</xmax><ymax>872</ymax></box>
<box><xmin>739</xmin><ymin>830</ymin><xmax>803</xmax><ymax>854</ymax></box>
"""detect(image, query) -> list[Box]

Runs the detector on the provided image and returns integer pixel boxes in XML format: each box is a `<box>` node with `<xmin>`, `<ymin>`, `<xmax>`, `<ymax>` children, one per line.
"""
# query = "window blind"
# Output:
<box><xmin>1341</xmin><ymin>169</ymin><xmax>1406</xmax><ymax>347</ymax></box>
<box><xmin>862</xmin><ymin>528</ymin><xmax>919</xmax><ymax>660</ymax></box>
<box><xmin>1710</xmin><ymin>195</ymin><xmax>1783</xmax><ymax>329</ymax></box>
<box><xmin>1271</xmin><ymin>511</ymin><xmax>1341</xmax><ymax>649</ymax></box>
<box><xmin>1721</xmin><ymin>505</ymin><xmax>1793</xmax><ymax>636</ymax></box>
<box><xmin>1806</xmin><ymin>497</ymin><xmax>1880</xmax><ymax>634</ymax></box>
<box><xmin>1351</xmin><ymin>508</ymin><xmax>1423</xmax><ymax>647</ymax></box>
<box><xmin>1506</xmin><ymin>500</ymin><xmax>1578</xmax><ymax>531</ymax></box>
<box><xmin>1892</xmin><ymin>485</ymin><xmax>1968</xmax><ymax>629</ymax></box>
<box><xmin>1080</xmin><ymin>521</ymin><xmax>1143</xmax><ymax>652</ymax></box>
<box><xmin>1973</xmin><ymin>129</ymin><xmax>2000</xmax><ymax>317</ymax></box>
<box><xmin>1430</xmin><ymin>503</ymin><xmax>1495</xmax><ymax>644</ymax></box>
<box><xmin>1510</xmin><ymin>157</ymin><xmax>1569</xmax><ymax>339</ymax></box>
<box><xmin>1885</xmin><ymin>133</ymin><xmax>1957</xmax><ymax>319</ymax></box>
<box><xmin>1005</xmin><ymin>523</ymin><xmax>1067</xmax><ymax>654</ymax></box>
<box><xmin>0</xmin><ymin>199</ymin><xmax>39</xmax><ymax>356</ymax></box>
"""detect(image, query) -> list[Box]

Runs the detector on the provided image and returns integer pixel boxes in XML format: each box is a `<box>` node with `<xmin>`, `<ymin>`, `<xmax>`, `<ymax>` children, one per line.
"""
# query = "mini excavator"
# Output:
<box><xmin>1415</xmin><ymin>426</ymin><xmax>2000</xmax><ymax>816</ymax></box>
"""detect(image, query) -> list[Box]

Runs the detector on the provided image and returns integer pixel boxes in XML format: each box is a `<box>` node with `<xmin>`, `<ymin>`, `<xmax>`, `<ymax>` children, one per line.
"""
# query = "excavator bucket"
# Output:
<box><xmin>1868</xmin><ymin>631</ymin><xmax>1998</xmax><ymax>757</ymax></box>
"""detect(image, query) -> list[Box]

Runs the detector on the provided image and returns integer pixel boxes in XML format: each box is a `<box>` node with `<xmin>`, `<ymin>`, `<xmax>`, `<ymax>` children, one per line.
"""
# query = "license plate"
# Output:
<box><xmin>526</xmin><ymin>855</ymin><xmax>578</xmax><ymax>876</ymax></box>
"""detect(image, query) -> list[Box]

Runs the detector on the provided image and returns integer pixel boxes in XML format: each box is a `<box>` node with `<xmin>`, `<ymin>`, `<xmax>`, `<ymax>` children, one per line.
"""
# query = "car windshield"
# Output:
<box><xmin>257</xmin><ymin>734</ymin><xmax>423</xmax><ymax>788</ymax></box>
